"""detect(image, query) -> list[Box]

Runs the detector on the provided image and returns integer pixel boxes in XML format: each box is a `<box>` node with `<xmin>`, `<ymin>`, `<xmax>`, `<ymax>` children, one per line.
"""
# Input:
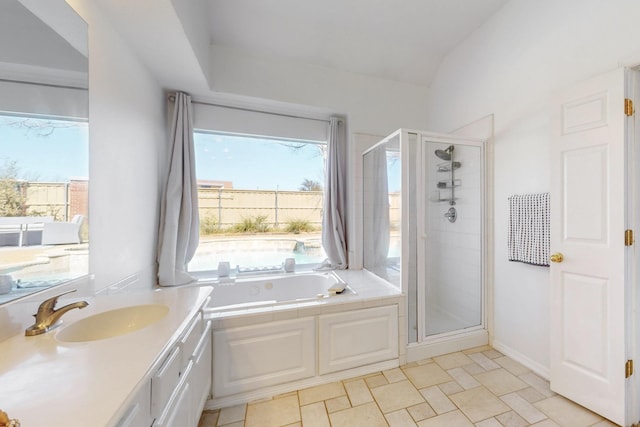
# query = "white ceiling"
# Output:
<box><xmin>207</xmin><ymin>0</ymin><xmax>509</xmax><ymax>87</ymax></box>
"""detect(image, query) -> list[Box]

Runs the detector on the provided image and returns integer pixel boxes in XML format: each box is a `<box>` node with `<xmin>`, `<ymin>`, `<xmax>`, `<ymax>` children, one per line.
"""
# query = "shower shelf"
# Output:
<box><xmin>429</xmin><ymin>191</ymin><xmax>457</xmax><ymax>203</ymax></box>
<box><xmin>436</xmin><ymin>179</ymin><xmax>461</xmax><ymax>189</ymax></box>
<box><xmin>437</xmin><ymin>161</ymin><xmax>461</xmax><ymax>172</ymax></box>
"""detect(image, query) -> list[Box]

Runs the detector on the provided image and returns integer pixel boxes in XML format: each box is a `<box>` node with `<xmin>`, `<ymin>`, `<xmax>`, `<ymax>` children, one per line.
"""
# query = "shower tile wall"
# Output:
<box><xmin>425</xmin><ymin>143</ymin><xmax>482</xmax><ymax>336</ymax></box>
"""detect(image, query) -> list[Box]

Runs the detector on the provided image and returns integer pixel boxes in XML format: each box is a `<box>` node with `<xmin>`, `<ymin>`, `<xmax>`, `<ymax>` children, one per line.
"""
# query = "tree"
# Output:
<box><xmin>0</xmin><ymin>160</ymin><xmax>27</xmax><ymax>216</ymax></box>
<box><xmin>299</xmin><ymin>178</ymin><xmax>323</xmax><ymax>191</ymax></box>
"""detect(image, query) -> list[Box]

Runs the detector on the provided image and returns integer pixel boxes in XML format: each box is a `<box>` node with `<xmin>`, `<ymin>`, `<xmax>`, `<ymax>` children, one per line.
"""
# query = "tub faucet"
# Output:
<box><xmin>25</xmin><ymin>289</ymin><xmax>89</xmax><ymax>336</ymax></box>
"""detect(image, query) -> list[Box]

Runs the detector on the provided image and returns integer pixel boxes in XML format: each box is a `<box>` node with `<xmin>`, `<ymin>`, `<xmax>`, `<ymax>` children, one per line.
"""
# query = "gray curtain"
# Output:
<box><xmin>157</xmin><ymin>92</ymin><xmax>200</xmax><ymax>286</ymax></box>
<box><xmin>322</xmin><ymin>117</ymin><xmax>348</xmax><ymax>269</ymax></box>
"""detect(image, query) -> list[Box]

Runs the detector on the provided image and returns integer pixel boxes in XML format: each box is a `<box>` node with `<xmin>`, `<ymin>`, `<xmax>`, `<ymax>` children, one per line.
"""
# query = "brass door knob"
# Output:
<box><xmin>550</xmin><ymin>253</ymin><xmax>564</xmax><ymax>263</ymax></box>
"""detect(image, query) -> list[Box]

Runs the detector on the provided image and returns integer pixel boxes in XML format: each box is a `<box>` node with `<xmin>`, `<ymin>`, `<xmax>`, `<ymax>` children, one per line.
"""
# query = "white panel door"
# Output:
<box><xmin>550</xmin><ymin>68</ymin><xmax>628</xmax><ymax>425</ymax></box>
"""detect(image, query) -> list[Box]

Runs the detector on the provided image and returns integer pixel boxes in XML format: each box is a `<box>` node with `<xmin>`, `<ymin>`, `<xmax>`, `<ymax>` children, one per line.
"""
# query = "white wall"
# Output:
<box><xmin>424</xmin><ymin>0</ymin><xmax>640</xmax><ymax>375</ymax></box>
<box><xmin>209</xmin><ymin>45</ymin><xmax>430</xmax><ymax>137</ymax></box>
<box><xmin>67</xmin><ymin>0</ymin><xmax>168</xmax><ymax>291</ymax></box>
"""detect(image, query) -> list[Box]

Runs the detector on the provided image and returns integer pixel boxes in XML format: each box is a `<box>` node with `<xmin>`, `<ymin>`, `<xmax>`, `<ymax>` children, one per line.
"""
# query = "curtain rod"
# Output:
<box><xmin>0</xmin><ymin>78</ymin><xmax>87</xmax><ymax>91</ymax></box>
<box><xmin>168</xmin><ymin>93</ymin><xmax>334</xmax><ymax>124</ymax></box>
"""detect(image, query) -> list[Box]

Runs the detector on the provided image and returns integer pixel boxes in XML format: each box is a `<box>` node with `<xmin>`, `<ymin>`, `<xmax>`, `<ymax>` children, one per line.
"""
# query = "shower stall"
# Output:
<box><xmin>363</xmin><ymin>129</ymin><xmax>488</xmax><ymax>359</ymax></box>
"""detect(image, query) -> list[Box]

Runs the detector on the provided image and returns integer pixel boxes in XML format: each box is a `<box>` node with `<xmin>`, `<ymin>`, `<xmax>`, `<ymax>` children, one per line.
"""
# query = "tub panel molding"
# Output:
<box><xmin>213</xmin><ymin>317</ymin><xmax>316</xmax><ymax>397</ymax></box>
<box><xmin>318</xmin><ymin>305</ymin><xmax>399</xmax><ymax>375</ymax></box>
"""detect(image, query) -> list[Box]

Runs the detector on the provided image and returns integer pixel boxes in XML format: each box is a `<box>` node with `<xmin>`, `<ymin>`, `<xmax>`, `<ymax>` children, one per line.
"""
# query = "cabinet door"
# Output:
<box><xmin>191</xmin><ymin>320</ymin><xmax>212</xmax><ymax>414</ymax></box>
<box><xmin>115</xmin><ymin>380</ymin><xmax>152</xmax><ymax>427</ymax></box>
<box><xmin>319</xmin><ymin>305</ymin><xmax>398</xmax><ymax>374</ymax></box>
<box><xmin>154</xmin><ymin>361</ymin><xmax>193</xmax><ymax>427</ymax></box>
<box><xmin>213</xmin><ymin>317</ymin><xmax>315</xmax><ymax>397</ymax></box>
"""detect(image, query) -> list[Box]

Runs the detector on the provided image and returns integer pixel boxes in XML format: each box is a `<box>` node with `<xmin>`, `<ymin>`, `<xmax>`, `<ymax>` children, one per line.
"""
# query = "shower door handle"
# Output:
<box><xmin>550</xmin><ymin>252</ymin><xmax>564</xmax><ymax>263</ymax></box>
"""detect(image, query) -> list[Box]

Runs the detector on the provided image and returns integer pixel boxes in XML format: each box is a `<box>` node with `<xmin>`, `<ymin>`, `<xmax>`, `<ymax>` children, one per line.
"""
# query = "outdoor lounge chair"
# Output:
<box><xmin>41</xmin><ymin>215</ymin><xmax>84</xmax><ymax>245</ymax></box>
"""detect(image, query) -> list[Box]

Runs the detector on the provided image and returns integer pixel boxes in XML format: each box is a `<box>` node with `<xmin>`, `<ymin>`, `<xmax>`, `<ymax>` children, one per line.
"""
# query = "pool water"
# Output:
<box><xmin>188</xmin><ymin>238</ymin><xmax>327</xmax><ymax>272</ymax></box>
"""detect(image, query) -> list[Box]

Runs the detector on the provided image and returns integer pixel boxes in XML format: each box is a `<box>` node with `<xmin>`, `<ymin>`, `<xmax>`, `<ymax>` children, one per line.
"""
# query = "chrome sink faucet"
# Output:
<box><xmin>25</xmin><ymin>289</ymin><xmax>88</xmax><ymax>336</ymax></box>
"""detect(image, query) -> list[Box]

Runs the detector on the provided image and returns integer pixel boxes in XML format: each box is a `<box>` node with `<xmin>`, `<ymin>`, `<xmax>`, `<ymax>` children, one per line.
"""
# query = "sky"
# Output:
<box><xmin>0</xmin><ymin>115</ymin><xmax>88</xmax><ymax>181</ymax></box>
<box><xmin>194</xmin><ymin>132</ymin><xmax>326</xmax><ymax>191</ymax></box>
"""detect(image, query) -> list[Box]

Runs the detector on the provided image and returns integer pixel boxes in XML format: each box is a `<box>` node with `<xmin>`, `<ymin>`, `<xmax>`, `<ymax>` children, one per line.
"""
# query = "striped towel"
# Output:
<box><xmin>508</xmin><ymin>193</ymin><xmax>550</xmax><ymax>266</ymax></box>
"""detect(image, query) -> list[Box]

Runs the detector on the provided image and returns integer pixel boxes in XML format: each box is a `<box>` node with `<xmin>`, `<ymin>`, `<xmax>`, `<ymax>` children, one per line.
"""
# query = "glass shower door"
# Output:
<box><xmin>421</xmin><ymin>137</ymin><xmax>484</xmax><ymax>337</ymax></box>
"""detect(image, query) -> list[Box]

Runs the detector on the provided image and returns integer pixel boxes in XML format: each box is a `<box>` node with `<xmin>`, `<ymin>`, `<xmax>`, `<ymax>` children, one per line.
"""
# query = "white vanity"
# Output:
<box><xmin>0</xmin><ymin>286</ymin><xmax>212</xmax><ymax>427</ymax></box>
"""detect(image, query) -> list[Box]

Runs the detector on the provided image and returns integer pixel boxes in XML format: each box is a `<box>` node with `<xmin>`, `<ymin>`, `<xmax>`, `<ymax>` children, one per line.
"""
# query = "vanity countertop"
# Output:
<box><xmin>0</xmin><ymin>285</ymin><xmax>212</xmax><ymax>427</ymax></box>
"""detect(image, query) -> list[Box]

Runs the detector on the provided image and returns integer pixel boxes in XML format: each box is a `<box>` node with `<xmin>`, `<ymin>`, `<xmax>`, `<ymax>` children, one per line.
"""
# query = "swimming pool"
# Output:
<box><xmin>188</xmin><ymin>237</ymin><xmax>327</xmax><ymax>272</ymax></box>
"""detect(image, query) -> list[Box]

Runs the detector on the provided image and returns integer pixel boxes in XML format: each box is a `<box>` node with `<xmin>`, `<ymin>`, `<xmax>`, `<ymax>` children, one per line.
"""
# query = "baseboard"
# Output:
<box><xmin>492</xmin><ymin>340</ymin><xmax>550</xmax><ymax>380</ymax></box>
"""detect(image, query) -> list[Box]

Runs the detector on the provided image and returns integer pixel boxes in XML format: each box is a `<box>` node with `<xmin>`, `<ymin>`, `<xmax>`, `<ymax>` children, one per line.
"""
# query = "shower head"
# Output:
<box><xmin>435</xmin><ymin>145</ymin><xmax>454</xmax><ymax>161</ymax></box>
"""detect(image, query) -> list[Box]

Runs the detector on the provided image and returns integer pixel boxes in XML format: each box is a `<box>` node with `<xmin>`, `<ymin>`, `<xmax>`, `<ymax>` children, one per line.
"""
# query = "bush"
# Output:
<box><xmin>232</xmin><ymin>215</ymin><xmax>270</xmax><ymax>233</ymax></box>
<box><xmin>285</xmin><ymin>218</ymin><xmax>315</xmax><ymax>234</ymax></box>
<box><xmin>200</xmin><ymin>214</ymin><xmax>219</xmax><ymax>235</ymax></box>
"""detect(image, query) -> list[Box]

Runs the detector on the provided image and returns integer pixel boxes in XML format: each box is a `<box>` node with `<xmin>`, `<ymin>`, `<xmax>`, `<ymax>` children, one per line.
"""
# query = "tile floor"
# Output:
<box><xmin>198</xmin><ymin>346</ymin><xmax>618</xmax><ymax>427</ymax></box>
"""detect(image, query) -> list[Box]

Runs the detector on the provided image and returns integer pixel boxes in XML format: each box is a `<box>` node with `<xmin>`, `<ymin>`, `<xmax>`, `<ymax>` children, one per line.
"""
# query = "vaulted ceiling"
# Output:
<box><xmin>96</xmin><ymin>0</ymin><xmax>509</xmax><ymax>94</ymax></box>
<box><xmin>207</xmin><ymin>0</ymin><xmax>509</xmax><ymax>87</ymax></box>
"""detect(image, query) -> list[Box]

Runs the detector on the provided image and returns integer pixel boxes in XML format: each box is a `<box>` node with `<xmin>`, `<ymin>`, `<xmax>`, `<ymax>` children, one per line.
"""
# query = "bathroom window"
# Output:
<box><xmin>0</xmin><ymin>113</ymin><xmax>89</xmax><ymax>302</ymax></box>
<box><xmin>188</xmin><ymin>131</ymin><xmax>327</xmax><ymax>276</ymax></box>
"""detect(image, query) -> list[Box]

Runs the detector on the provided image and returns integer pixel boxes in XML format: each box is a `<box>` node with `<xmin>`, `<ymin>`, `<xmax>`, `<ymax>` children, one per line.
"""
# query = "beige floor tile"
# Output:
<box><xmin>463</xmin><ymin>345</ymin><xmax>492</xmax><ymax>354</ymax></box>
<box><xmin>496</xmin><ymin>410</ymin><xmax>529</xmax><ymax>427</ymax></box>
<box><xmin>518</xmin><ymin>372</ymin><xmax>555</xmax><ymax>398</ymax></box>
<box><xmin>494</xmin><ymin>356</ymin><xmax>531</xmax><ymax>376</ymax></box>
<box><xmin>344</xmin><ymin>378</ymin><xmax>374</xmax><ymax>406</ymax></box>
<box><xmin>447</xmin><ymin>367</ymin><xmax>481</xmax><ymax>390</ymax></box>
<box><xmin>282</xmin><ymin>423</ymin><xmax>302</xmax><ymax>427</ymax></box>
<box><xmin>385</xmin><ymin>409</ymin><xmax>419</xmax><ymax>427</ymax></box>
<box><xmin>407</xmin><ymin>402</ymin><xmax>436</xmax><ymax>421</ymax></box>
<box><xmin>482</xmin><ymin>349</ymin><xmax>504</xmax><ymax>359</ymax></box>
<box><xmin>475</xmin><ymin>417</ymin><xmax>503</xmax><ymax>427</ymax></box>
<box><xmin>404</xmin><ymin>363</ymin><xmax>452</xmax><ymax>389</ymax></box>
<box><xmin>517</xmin><ymin>386</ymin><xmax>547</xmax><ymax>403</ymax></box>
<box><xmin>245</xmin><ymin>394</ymin><xmax>301</xmax><ymax>427</ymax></box>
<box><xmin>329</xmin><ymin>401</ymin><xmax>388</xmax><ymax>427</ymax></box>
<box><xmin>534</xmin><ymin>395</ymin><xmax>603</xmax><ymax>427</ymax></box>
<box><xmin>437</xmin><ymin>380</ymin><xmax>464</xmax><ymax>395</ymax></box>
<box><xmin>370</xmin><ymin>379</ymin><xmax>425</xmax><ymax>414</ymax></box>
<box><xmin>417</xmin><ymin>358</ymin><xmax>434</xmax><ymax>365</ymax></box>
<box><xmin>419</xmin><ymin>385</ymin><xmax>456</xmax><ymax>414</ymax></box>
<box><xmin>384</xmin><ymin>367</ymin><xmax>408</xmax><ymax>383</ymax></box>
<box><xmin>217</xmin><ymin>404</ymin><xmax>246</xmax><ymax>425</ymax></box>
<box><xmin>467</xmin><ymin>351</ymin><xmax>500</xmax><ymax>371</ymax></box>
<box><xmin>300</xmin><ymin>402</ymin><xmax>330</xmax><ymax>427</ymax></box>
<box><xmin>416</xmin><ymin>410</ymin><xmax>474</xmax><ymax>427</ymax></box>
<box><xmin>530</xmin><ymin>420</ymin><xmax>560</xmax><ymax>426</ymax></box>
<box><xmin>474</xmin><ymin>368</ymin><xmax>528</xmax><ymax>396</ymax></box>
<box><xmin>365</xmin><ymin>373</ymin><xmax>390</xmax><ymax>388</ymax></box>
<box><xmin>461</xmin><ymin>362</ymin><xmax>487</xmax><ymax>375</ymax></box>
<box><xmin>591</xmin><ymin>419</ymin><xmax>619</xmax><ymax>426</ymax></box>
<box><xmin>433</xmin><ymin>352</ymin><xmax>474</xmax><ymax>369</ymax></box>
<box><xmin>298</xmin><ymin>381</ymin><xmax>345</xmax><ymax>406</ymax></box>
<box><xmin>501</xmin><ymin>391</ymin><xmax>547</xmax><ymax>424</ymax></box>
<box><xmin>448</xmin><ymin>386</ymin><xmax>510</xmax><ymax>422</ymax></box>
<box><xmin>325</xmin><ymin>395</ymin><xmax>351</xmax><ymax>413</ymax></box>
<box><xmin>197</xmin><ymin>411</ymin><xmax>218</xmax><ymax>427</ymax></box>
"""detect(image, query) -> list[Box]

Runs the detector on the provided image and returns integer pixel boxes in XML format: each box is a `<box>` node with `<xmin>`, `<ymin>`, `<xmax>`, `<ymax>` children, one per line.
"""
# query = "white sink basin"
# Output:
<box><xmin>56</xmin><ymin>304</ymin><xmax>169</xmax><ymax>342</ymax></box>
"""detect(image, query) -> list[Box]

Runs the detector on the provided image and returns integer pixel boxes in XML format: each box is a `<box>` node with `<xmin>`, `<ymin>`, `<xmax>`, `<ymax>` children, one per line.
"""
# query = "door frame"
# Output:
<box><xmin>627</xmin><ymin>67</ymin><xmax>640</xmax><ymax>425</ymax></box>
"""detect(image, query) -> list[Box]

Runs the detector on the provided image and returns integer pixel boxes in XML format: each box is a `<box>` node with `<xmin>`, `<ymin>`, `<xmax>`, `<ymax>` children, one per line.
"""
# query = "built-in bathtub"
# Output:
<box><xmin>204</xmin><ymin>271</ymin><xmax>353</xmax><ymax>313</ymax></box>
<box><xmin>200</xmin><ymin>269</ymin><xmax>403</xmax><ymax>409</ymax></box>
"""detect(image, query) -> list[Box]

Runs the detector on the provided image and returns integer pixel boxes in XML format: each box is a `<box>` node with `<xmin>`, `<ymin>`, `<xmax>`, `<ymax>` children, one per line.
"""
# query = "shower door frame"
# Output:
<box><xmin>404</xmin><ymin>129</ymin><xmax>489</xmax><ymax>360</ymax></box>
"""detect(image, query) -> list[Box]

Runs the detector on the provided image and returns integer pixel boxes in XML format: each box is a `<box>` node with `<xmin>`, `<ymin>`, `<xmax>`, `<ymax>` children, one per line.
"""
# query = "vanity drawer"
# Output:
<box><xmin>151</xmin><ymin>346</ymin><xmax>182</xmax><ymax>420</ymax></box>
<box><xmin>179</xmin><ymin>313</ymin><xmax>202</xmax><ymax>369</ymax></box>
